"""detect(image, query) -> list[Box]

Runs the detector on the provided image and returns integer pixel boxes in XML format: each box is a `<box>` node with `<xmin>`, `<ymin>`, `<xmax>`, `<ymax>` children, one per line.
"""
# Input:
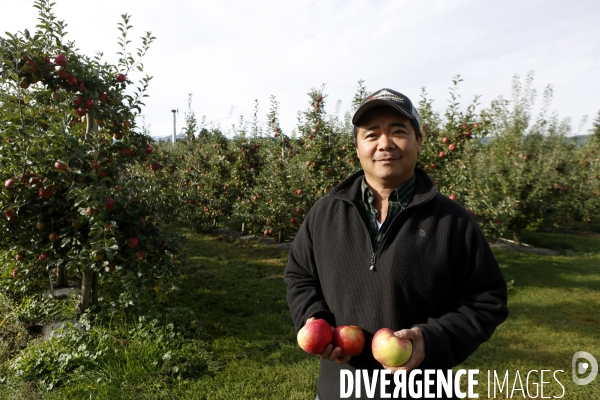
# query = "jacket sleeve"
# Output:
<box><xmin>284</xmin><ymin>210</ymin><xmax>335</xmax><ymax>332</ymax></box>
<box><xmin>415</xmin><ymin>217</ymin><xmax>509</xmax><ymax>368</ymax></box>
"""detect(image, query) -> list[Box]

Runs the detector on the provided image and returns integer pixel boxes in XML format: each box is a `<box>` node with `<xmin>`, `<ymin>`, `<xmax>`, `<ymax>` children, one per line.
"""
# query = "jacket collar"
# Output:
<box><xmin>329</xmin><ymin>167</ymin><xmax>438</xmax><ymax>208</ymax></box>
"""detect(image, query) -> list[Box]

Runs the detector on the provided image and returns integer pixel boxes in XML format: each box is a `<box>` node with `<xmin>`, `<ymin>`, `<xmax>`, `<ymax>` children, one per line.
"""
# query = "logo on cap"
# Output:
<box><xmin>369</xmin><ymin>89</ymin><xmax>404</xmax><ymax>103</ymax></box>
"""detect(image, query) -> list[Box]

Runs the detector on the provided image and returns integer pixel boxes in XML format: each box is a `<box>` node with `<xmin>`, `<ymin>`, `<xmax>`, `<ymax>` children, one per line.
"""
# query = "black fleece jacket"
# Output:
<box><xmin>284</xmin><ymin>168</ymin><xmax>508</xmax><ymax>400</ymax></box>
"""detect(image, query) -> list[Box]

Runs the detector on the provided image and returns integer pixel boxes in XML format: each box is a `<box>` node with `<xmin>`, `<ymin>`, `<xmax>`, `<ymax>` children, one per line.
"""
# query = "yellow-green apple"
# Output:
<box><xmin>297</xmin><ymin>318</ymin><xmax>332</xmax><ymax>355</ymax></box>
<box><xmin>372</xmin><ymin>328</ymin><xmax>412</xmax><ymax>367</ymax></box>
<box><xmin>332</xmin><ymin>325</ymin><xmax>365</xmax><ymax>356</ymax></box>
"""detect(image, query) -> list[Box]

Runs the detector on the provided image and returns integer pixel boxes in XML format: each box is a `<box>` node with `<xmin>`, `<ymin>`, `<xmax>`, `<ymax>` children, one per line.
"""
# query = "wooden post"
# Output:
<box><xmin>54</xmin><ymin>266</ymin><xmax>68</xmax><ymax>288</ymax></box>
<box><xmin>75</xmin><ymin>269</ymin><xmax>100</xmax><ymax>313</ymax></box>
<box><xmin>241</xmin><ymin>222</ymin><xmax>246</xmax><ymax>235</ymax></box>
<box><xmin>278</xmin><ymin>230</ymin><xmax>283</xmax><ymax>243</ymax></box>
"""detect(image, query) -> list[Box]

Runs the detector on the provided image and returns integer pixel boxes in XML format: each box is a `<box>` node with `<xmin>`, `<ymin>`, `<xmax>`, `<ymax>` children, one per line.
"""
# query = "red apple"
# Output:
<box><xmin>150</xmin><ymin>163</ymin><xmax>160</xmax><ymax>172</ymax></box>
<box><xmin>448</xmin><ymin>143</ymin><xmax>456</xmax><ymax>151</ymax></box>
<box><xmin>84</xmin><ymin>98</ymin><xmax>94</xmax><ymax>110</ymax></box>
<box><xmin>128</xmin><ymin>237</ymin><xmax>139</xmax><ymax>248</ymax></box>
<box><xmin>438</xmin><ymin>151</ymin><xmax>445</xmax><ymax>158</ymax></box>
<box><xmin>36</xmin><ymin>221</ymin><xmax>46</xmax><ymax>230</ymax></box>
<box><xmin>136</xmin><ymin>251</ymin><xmax>145</xmax><ymax>260</ymax></box>
<box><xmin>54</xmin><ymin>161</ymin><xmax>68</xmax><ymax>171</ymax></box>
<box><xmin>39</xmin><ymin>252</ymin><xmax>50</xmax><ymax>263</ymax></box>
<box><xmin>39</xmin><ymin>187</ymin><xmax>53</xmax><ymax>198</ymax></box>
<box><xmin>297</xmin><ymin>319</ymin><xmax>332</xmax><ymax>355</ymax></box>
<box><xmin>99</xmin><ymin>92</ymin><xmax>108</xmax><ymax>102</ymax></box>
<box><xmin>86</xmin><ymin>207</ymin><xmax>95</xmax><ymax>216</ymax></box>
<box><xmin>49</xmin><ymin>232</ymin><xmax>59</xmax><ymax>242</ymax></box>
<box><xmin>116</xmin><ymin>73</ymin><xmax>127</xmax><ymax>83</ymax></box>
<box><xmin>145</xmin><ymin>145</ymin><xmax>153</xmax><ymax>154</ymax></box>
<box><xmin>104</xmin><ymin>197</ymin><xmax>117</xmax><ymax>211</ymax></box>
<box><xmin>56</xmin><ymin>67</ymin><xmax>69</xmax><ymax>79</ymax></box>
<box><xmin>67</xmin><ymin>75</ymin><xmax>78</xmax><ymax>86</ymax></box>
<box><xmin>372</xmin><ymin>328</ymin><xmax>412</xmax><ymax>367</ymax></box>
<box><xmin>4</xmin><ymin>178</ymin><xmax>14</xmax><ymax>189</ymax></box>
<box><xmin>332</xmin><ymin>325</ymin><xmax>365</xmax><ymax>356</ymax></box>
<box><xmin>54</xmin><ymin>54</ymin><xmax>67</xmax><ymax>67</ymax></box>
<box><xmin>449</xmin><ymin>194</ymin><xmax>457</xmax><ymax>201</ymax></box>
<box><xmin>72</xmin><ymin>96</ymin><xmax>83</xmax><ymax>107</ymax></box>
<box><xmin>441</xmin><ymin>137</ymin><xmax>449</xmax><ymax>144</ymax></box>
<box><xmin>12</xmin><ymin>269</ymin><xmax>19</xmax><ymax>278</ymax></box>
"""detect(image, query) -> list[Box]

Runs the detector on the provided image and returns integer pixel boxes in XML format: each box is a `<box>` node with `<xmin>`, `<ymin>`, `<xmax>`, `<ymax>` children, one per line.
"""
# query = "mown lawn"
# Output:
<box><xmin>1</xmin><ymin>230</ymin><xmax>599</xmax><ymax>399</ymax></box>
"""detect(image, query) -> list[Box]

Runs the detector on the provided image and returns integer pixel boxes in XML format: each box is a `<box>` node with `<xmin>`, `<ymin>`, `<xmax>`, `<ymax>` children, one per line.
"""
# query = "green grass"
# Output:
<box><xmin>459</xmin><ymin>231</ymin><xmax>600</xmax><ymax>398</ymax></box>
<box><xmin>1</xmin><ymin>229</ymin><xmax>599</xmax><ymax>399</ymax></box>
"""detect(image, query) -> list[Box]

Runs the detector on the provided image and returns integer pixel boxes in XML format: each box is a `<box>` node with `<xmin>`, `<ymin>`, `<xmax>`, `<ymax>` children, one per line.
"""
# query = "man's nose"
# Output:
<box><xmin>377</xmin><ymin>133</ymin><xmax>395</xmax><ymax>150</ymax></box>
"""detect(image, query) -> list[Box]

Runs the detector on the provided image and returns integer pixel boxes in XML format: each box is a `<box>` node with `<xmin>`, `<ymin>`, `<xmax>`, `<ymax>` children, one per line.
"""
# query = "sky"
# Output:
<box><xmin>1</xmin><ymin>0</ymin><xmax>599</xmax><ymax>138</ymax></box>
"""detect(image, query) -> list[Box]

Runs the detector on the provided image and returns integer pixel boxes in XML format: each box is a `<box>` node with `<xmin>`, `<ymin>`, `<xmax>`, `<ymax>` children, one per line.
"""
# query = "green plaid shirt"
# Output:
<box><xmin>361</xmin><ymin>174</ymin><xmax>416</xmax><ymax>253</ymax></box>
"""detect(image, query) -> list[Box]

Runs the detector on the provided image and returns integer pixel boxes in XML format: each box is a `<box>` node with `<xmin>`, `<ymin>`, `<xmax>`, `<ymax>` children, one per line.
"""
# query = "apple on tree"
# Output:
<box><xmin>297</xmin><ymin>318</ymin><xmax>332</xmax><ymax>355</ymax></box>
<box><xmin>54</xmin><ymin>54</ymin><xmax>67</xmax><ymax>67</ymax></box>
<box><xmin>371</xmin><ymin>328</ymin><xmax>413</xmax><ymax>367</ymax></box>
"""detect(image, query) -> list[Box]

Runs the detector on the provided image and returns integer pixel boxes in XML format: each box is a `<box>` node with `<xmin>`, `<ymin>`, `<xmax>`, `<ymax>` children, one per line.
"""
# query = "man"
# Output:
<box><xmin>284</xmin><ymin>88</ymin><xmax>508</xmax><ymax>399</ymax></box>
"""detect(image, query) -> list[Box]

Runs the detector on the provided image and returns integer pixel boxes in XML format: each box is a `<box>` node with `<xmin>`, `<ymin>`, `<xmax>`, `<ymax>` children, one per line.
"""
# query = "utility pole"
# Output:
<box><xmin>171</xmin><ymin>109</ymin><xmax>177</xmax><ymax>144</ymax></box>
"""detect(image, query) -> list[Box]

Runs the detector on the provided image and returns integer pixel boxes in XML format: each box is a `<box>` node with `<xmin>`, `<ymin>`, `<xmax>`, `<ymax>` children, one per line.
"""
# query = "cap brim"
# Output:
<box><xmin>352</xmin><ymin>99</ymin><xmax>415</xmax><ymax>125</ymax></box>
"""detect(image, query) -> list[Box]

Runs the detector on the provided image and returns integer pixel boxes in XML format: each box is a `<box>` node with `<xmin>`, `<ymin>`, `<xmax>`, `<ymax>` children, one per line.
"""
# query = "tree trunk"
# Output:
<box><xmin>75</xmin><ymin>269</ymin><xmax>100</xmax><ymax>313</ymax></box>
<box><xmin>513</xmin><ymin>229</ymin><xmax>522</xmax><ymax>246</ymax></box>
<box><xmin>54</xmin><ymin>266</ymin><xmax>68</xmax><ymax>288</ymax></box>
<box><xmin>278</xmin><ymin>230</ymin><xmax>283</xmax><ymax>243</ymax></box>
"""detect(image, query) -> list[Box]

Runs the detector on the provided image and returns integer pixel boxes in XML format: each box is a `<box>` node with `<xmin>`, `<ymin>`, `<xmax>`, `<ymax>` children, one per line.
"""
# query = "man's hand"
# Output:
<box><xmin>305</xmin><ymin>317</ymin><xmax>352</xmax><ymax>365</ymax></box>
<box><xmin>381</xmin><ymin>327</ymin><xmax>425</xmax><ymax>372</ymax></box>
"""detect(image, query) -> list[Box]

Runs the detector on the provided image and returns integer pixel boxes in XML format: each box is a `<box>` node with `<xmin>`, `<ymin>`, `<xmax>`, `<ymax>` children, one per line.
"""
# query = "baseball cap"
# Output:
<box><xmin>352</xmin><ymin>88</ymin><xmax>421</xmax><ymax>135</ymax></box>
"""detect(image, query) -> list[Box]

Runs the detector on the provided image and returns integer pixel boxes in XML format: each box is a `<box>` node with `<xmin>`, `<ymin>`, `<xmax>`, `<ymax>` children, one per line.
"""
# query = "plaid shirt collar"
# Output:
<box><xmin>361</xmin><ymin>174</ymin><xmax>416</xmax><ymax>252</ymax></box>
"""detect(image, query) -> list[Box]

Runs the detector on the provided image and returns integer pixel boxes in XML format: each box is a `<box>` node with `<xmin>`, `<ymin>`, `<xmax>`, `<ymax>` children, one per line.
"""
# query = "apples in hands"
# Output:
<box><xmin>372</xmin><ymin>328</ymin><xmax>412</xmax><ymax>367</ymax></box>
<box><xmin>332</xmin><ymin>325</ymin><xmax>365</xmax><ymax>356</ymax></box>
<box><xmin>297</xmin><ymin>318</ymin><xmax>332</xmax><ymax>354</ymax></box>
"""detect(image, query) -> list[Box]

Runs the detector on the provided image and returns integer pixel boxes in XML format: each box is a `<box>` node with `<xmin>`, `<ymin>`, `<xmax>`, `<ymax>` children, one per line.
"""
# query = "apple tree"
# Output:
<box><xmin>466</xmin><ymin>73</ymin><xmax>574</xmax><ymax>244</ymax></box>
<box><xmin>0</xmin><ymin>0</ymin><xmax>184</xmax><ymax>313</ymax></box>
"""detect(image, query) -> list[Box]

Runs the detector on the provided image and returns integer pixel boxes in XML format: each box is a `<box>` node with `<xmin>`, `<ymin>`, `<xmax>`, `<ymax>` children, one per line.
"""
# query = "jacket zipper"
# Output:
<box><xmin>344</xmin><ymin>188</ymin><xmax>438</xmax><ymax>272</ymax></box>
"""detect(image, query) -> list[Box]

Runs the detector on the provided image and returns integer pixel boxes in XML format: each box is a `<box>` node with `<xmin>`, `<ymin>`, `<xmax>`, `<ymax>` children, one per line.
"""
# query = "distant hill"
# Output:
<box><xmin>150</xmin><ymin>134</ymin><xmax>188</xmax><ymax>142</ymax></box>
<box><xmin>476</xmin><ymin>134</ymin><xmax>590</xmax><ymax>146</ymax></box>
<box><xmin>565</xmin><ymin>135</ymin><xmax>590</xmax><ymax>146</ymax></box>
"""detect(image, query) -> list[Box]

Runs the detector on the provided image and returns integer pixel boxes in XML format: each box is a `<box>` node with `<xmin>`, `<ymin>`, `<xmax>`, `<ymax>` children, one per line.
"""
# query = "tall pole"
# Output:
<box><xmin>171</xmin><ymin>109</ymin><xmax>177</xmax><ymax>144</ymax></box>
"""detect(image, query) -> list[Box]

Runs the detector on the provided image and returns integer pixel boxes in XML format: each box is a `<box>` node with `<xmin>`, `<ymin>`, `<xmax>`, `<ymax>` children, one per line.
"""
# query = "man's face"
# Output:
<box><xmin>355</xmin><ymin>106</ymin><xmax>422</xmax><ymax>187</ymax></box>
